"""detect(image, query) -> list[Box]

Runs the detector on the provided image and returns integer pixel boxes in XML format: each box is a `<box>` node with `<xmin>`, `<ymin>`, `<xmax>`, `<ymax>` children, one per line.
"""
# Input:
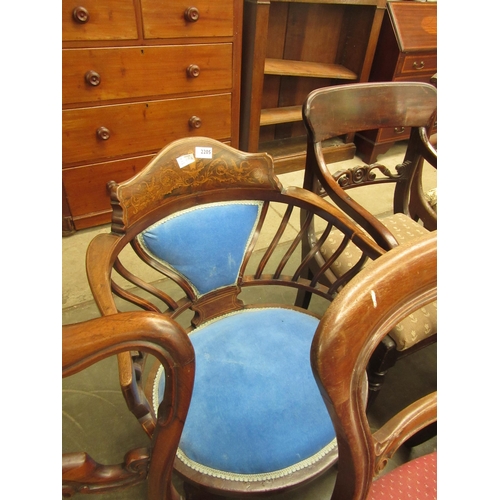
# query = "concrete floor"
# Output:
<box><xmin>62</xmin><ymin>142</ymin><xmax>437</xmax><ymax>499</ymax></box>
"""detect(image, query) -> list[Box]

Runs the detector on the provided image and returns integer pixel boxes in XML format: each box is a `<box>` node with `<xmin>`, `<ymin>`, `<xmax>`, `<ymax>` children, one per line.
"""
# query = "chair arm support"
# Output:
<box><xmin>372</xmin><ymin>391</ymin><xmax>437</xmax><ymax>474</ymax></box>
<box><xmin>310</xmin><ymin>142</ymin><xmax>400</xmax><ymax>251</ymax></box>
<box><xmin>62</xmin><ymin>448</ymin><xmax>151</xmax><ymax>497</ymax></box>
<box><xmin>85</xmin><ymin>234</ymin><xmax>161</xmax><ymax>435</ymax></box>
<box><xmin>418</xmin><ymin>126</ymin><xmax>437</xmax><ymax>168</ymax></box>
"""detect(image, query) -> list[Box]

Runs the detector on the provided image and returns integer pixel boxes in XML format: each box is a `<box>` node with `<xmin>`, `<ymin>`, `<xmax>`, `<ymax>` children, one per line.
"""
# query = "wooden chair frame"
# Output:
<box><xmin>312</xmin><ymin>232</ymin><xmax>437</xmax><ymax>500</ymax></box>
<box><xmin>84</xmin><ymin>137</ymin><xmax>386</xmax><ymax>497</ymax></box>
<box><xmin>62</xmin><ymin>312</ymin><xmax>195</xmax><ymax>499</ymax></box>
<box><xmin>300</xmin><ymin>82</ymin><xmax>437</xmax><ymax>406</ymax></box>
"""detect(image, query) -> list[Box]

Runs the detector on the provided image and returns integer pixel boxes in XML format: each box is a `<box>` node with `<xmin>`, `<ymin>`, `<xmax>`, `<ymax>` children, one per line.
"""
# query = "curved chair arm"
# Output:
<box><xmin>372</xmin><ymin>391</ymin><xmax>437</xmax><ymax>474</ymax></box>
<box><xmin>302</xmin><ymin>82</ymin><xmax>437</xmax><ymax>251</ymax></box>
<box><xmin>86</xmin><ymin>233</ymin><xmax>159</xmax><ymax>436</ymax></box>
<box><xmin>406</xmin><ymin>126</ymin><xmax>437</xmax><ymax>230</ymax></box>
<box><xmin>305</xmin><ymin>140</ymin><xmax>400</xmax><ymax>251</ymax></box>
<box><xmin>63</xmin><ymin>312</ymin><xmax>195</xmax><ymax>500</ymax></box>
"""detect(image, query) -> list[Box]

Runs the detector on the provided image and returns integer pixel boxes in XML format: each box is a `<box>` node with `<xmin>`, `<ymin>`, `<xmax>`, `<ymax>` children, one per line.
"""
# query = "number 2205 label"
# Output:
<box><xmin>195</xmin><ymin>147</ymin><xmax>213</xmax><ymax>159</ymax></box>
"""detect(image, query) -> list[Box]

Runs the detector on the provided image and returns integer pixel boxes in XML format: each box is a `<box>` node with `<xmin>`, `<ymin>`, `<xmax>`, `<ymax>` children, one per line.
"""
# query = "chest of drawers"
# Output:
<box><xmin>62</xmin><ymin>0</ymin><xmax>242</xmax><ymax>233</ymax></box>
<box><xmin>354</xmin><ymin>1</ymin><xmax>437</xmax><ymax>164</ymax></box>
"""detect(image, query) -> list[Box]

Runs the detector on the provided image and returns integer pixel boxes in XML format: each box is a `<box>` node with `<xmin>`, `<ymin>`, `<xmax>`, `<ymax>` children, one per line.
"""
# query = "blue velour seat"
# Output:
<box><xmin>153</xmin><ymin>307</ymin><xmax>336</xmax><ymax>481</ymax></box>
<box><xmin>86</xmin><ymin>137</ymin><xmax>384</xmax><ymax>498</ymax></box>
<box><xmin>142</xmin><ymin>202</ymin><xmax>336</xmax><ymax>482</ymax></box>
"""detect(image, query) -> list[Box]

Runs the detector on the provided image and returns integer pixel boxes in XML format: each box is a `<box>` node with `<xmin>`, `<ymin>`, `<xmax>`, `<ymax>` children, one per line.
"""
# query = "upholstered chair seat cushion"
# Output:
<box><xmin>152</xmin><ymin>307</ymin><xmax>337</xmax><ymax>482</ymax></box>
<box><xmin>367</xmin><ymin>451</ymin><xmax>437</xmax><ymax>500</ymax></box>
<box><xmin>320</xmin><ymin>213</ymin><xmax>437</xmax><ymax>350</ymax></box>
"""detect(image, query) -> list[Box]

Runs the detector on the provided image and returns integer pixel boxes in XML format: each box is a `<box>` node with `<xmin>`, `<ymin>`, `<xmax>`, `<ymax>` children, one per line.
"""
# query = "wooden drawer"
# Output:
<box><xmin>141</xmin><ymin>0</ymin><xmax>234</xmax><ymax>39</ymax></box>
<box><xmin>62</xmin><ymin>0</ymin><xmax>138</xmax><ymax>42</ymax></box>
<box><xmin>393</xmin><ymin>73</ymin><xmax>438</xmax><ymax>85</ymax></box>
<box><xmin>398</xmin><ymin>53</ymin><xmax>437</xmax><ymax>77</ymax></box>
<box><xmin>63</xmin><ymin>154</ymin><xmax>155</xmax><ymax>219</ymax></box>
<box><xmin>377</xmin><ymin>125</ymin><xmax>410</xmax><ymax>143</ymax></box>
<box><xmin>63</xmin><ymin>94</ymin><xmax>232</xmax><ymax>165</ymax></box>
<box><xmin>375</xmin><ymin>116</ymin><xmax>437</xmax><ymax>144</ymax></box>
<box><xmin>63</xmin><ymin>44</ymin><xmax>233</xmax><ymax>105</ymax></box>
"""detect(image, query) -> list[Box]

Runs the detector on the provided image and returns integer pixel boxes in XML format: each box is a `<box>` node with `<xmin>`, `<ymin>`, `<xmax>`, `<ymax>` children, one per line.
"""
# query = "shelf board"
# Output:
<box><xmin>259</xmin><ymin>136</ymin><xmax>356</xmax><ymax>175</ymax></box>
<box><xmin>264</xmin><ymin>58</ymin><xmax>357</xmax><ymax>80</ymax></box>
<box><xmin>260</xmin><ymin>106</ymin><xmax>302</xmax><ymax>126</ymax></box>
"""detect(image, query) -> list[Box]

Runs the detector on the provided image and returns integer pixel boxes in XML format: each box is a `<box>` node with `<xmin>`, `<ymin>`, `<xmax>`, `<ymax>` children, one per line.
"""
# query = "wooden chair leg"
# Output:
<box><xmin>366</xmin><ymin>336</ymin><xmax>399</xmax><ymax>408</ymax></box>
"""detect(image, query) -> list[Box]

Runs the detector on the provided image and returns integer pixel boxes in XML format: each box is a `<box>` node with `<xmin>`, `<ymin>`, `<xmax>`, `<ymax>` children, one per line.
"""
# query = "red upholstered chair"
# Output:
<box><xmin>311</xmin><ymin>232</ymin><xmax>437</xmax><ymax>500</ymax></box>
<box><xmin>301</xmin><ymin>82</ymin><xmax>438</xmax><ymax>406</ymax></box>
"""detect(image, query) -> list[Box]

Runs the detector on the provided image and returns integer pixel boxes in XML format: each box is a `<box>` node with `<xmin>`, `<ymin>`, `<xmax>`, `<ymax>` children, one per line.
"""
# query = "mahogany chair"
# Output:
<box><xmin>300</xmin><ymin>82</ymin><xmax>438</xmax><ymax>406</ymax></box>
<box><xmin>84</xmin><ymin>137</ymin><xmax>386</xmax><ymax>498</ymax></box>
<box><xmin>311</xmin><ymin>231</ymin><xmax>437</xmax><ymax>500</ymax></box>
<box><xmin>62</xmin><ymin>311</ymin><xmax>195</xmax><ymax>499</ymax></box>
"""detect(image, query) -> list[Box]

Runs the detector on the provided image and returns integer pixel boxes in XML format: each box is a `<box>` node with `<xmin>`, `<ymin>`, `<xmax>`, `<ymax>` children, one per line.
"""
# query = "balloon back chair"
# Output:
<box><xmin>312</xmin><ymin>231</ymin><xmax>437</xmax><ymax>500</ymax></box>
<box><xmin>300</xmin><ymin>82</ymin><xmax>438</xmax><ymax>407</ymax></box>
<box><xmin>62</xmin><ymin>311</ymin><xmax>195</xmax><ymax>499</ymax></box>
<box><xmin>83</xmin><ymin>137</ymin><xmax>385</xmax><ymax>499</ymax></box>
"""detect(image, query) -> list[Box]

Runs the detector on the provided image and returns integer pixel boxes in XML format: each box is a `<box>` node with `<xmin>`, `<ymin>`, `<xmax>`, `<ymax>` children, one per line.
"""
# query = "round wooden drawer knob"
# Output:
<box><xmin>188</xmin><ymin>116</ymin><xmax>202</xmax><ymax>129</ymax></box>
<box><xmin>184</xmin><ymin>7</ymin><xmax>200</xmax><ymax>22</ymax></box>
<box><xmin>73</xmin><ymin>6</ymin><xmax>90</xmax><ymax>24</ymax></box>
<box><xmin>186</xmin><ymin>64</ymin><xmax>200</xmax><ymax>78</ymax></box>
<box><xmin>85</xmin><ymin>70</ymin><xmax>101</xmax><ymax>86</ymax></box>
<box><xmin>96</xmin><ymin>126</ymin><xmax>111</xmax><ymax>140</ymax></box>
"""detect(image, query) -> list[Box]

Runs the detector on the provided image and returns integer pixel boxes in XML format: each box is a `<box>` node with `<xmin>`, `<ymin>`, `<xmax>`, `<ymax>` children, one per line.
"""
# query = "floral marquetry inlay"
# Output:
<box><xmin>109</xmin><ymin>138</ymin><xmax>282</xmax><ymax>233</ymax></box>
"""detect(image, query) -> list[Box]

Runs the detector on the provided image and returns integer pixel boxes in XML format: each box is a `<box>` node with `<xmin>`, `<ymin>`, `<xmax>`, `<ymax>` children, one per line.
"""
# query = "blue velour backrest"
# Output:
<box><xmin>153</xmin><ymin>307</ymin><xmax>337</xmax><ymax>482</ymax></box>
<box><xmin>137</xmin><ymin>202</ymin><xmax>262</xmax><ymax>297</ymax></box>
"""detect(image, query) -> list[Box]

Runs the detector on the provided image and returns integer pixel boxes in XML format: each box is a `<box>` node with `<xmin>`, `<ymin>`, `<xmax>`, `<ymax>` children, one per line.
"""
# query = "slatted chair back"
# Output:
<box><xmin>85</xmin><ymin>136</ymin><xmax>385</xmax><ymax>497</ymax></box>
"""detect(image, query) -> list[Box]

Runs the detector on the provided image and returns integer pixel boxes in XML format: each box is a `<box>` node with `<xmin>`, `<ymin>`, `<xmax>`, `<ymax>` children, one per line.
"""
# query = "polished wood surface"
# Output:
<box><xmin>62</xmin><ymin>44</ymin><xmax>234</xmax><ymax>105</ymax></box>
<box><xmin>355</xmin><ymin>1</ymin><xmax>437</xmax><ymax>163</ymax></box>
<box><xmin>62</xmin><ymin>0</ymin><xmax>243</xmax><ymax>231</ymax></box>
<box><xmin>303</xmin><ymin>82</ymin><xmax>437</xmax><ymax>244</ymax></box>
<box><xmin>312</xmin><ymin>232</ymin><xmax>437</xmax><ymax>500</ymax></box>
<box><xmin>62</xmin><ymin>0</ymin><xmax>138</xmax><ymax>42</ymax></box>
<box><xmin>62</xmin><ymin>312</ymin><xmax>195</xmax><ymax>499</ymax></box>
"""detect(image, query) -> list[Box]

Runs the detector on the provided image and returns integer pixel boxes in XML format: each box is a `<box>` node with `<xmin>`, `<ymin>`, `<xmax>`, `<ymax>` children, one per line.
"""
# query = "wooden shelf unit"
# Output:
<box><xmin>239</xmin><ymin>0</ymin><xmax>387</xmax><ymax>174</ymax></box>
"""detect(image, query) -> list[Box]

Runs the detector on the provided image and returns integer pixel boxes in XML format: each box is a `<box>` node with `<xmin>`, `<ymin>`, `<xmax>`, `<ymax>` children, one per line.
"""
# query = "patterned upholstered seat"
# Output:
<box><xmin>320</xmin><ymin>214</ymin><xmax>437</xmax><ymax>351</ymax></box>
<box><xmin>368</xmin><ymin>452</ymin><xmax>437</xmax><ymax>500</ymax></box>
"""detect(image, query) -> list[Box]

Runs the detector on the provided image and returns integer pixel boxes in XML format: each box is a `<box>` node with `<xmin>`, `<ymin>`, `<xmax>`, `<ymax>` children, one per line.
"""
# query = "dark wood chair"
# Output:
<box><xmin>311</xmin><ymin>232</ymin><xmax>437</xmax><ymax>500</ymax></box>
<box><xmin>84</xmin><ymin>137</ymin><xmax>386</xmax><ymax>498</ymax></box>
<box><xmin>300</xmin><ymin>82</ymin><xmax>438</xmax><ymax>406</ymax></box>
<box><xmin>62</xmin><ymin>311</ymin><xmax>195</xmax><ymax>499</ymax></box>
